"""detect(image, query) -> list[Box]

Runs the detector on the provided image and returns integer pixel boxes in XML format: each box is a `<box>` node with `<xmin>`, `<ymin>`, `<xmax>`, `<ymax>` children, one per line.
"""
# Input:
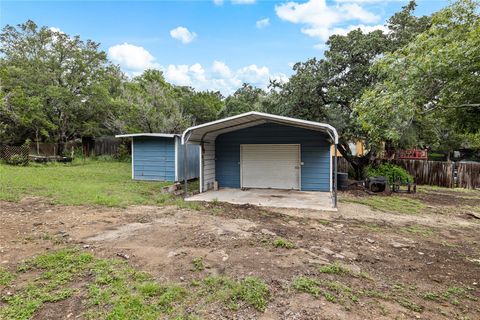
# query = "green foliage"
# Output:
<box><xmin>0</xmin><ymin>20</ymin><xmax>117</xmax><ymax>154</ymax></box>
<box><xmin>108</xmin><ymin>69</ymin><xmax>192</xmax><ymax>135</ymax></box>
<box><xmin>272</xmin><ymin>238</ymin><xmax>295</xmax><ymax>249</ymax></box>
<box><xmin>356</xmin><ymin>0</ymin><xmax>480</xmax><ymax>151</ymax></box>
<box><xmin>220</xmin><ymin>83</ymin><xmax>266</xmax><ymax>118</ymax></box>
<box><xmin>5</xmin><ymin>154</ymin><xmax>28</xmax><ymax>166</ymax></box>
<box><xmin>365</xmin><ymin>163</ymin><xmax>413</xmax><ymax>184</ymax></box>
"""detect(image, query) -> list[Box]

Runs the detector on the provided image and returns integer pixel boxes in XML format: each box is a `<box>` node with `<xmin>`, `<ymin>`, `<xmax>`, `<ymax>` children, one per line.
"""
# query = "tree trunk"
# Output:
<box><xmin>336</xmin><ymin>138</ymin><xmax>374</xmax><ymax>180</ymax></box>
<box><xmin>57</xmin><ymin>133</ymin><xmax>67</xmax><ymax>156</ymax></box>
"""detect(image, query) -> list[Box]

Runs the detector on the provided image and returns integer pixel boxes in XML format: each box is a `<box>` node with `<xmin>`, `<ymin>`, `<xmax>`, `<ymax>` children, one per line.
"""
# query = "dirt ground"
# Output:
<box><xmin>1</xmin><ymin>189</ymin><xmax>479</xmax><ymax>319</ymax></box>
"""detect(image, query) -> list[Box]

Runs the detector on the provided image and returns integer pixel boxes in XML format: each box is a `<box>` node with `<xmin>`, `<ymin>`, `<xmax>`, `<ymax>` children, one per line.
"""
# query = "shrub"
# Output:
<box><xmin>6</xmin><ymin>154</ymin><xmax>28</xmax><ymax>166</ymax></box>
<box><xmin>365</xmin><ymin>163</ymin><xmax>413</xmax><ymax>184</ymax></box>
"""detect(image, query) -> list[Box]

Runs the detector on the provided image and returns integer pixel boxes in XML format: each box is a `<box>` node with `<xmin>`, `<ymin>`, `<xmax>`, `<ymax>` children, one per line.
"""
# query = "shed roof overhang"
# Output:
<box><xmin>115</xmin><ymin>133</ymin><xmax>178</xmax><ymax>138</ymax></box>
<box><xmin>181</xmin><ymin>111</ymin><xmax>338</xmax><ymax>145</ymax></box>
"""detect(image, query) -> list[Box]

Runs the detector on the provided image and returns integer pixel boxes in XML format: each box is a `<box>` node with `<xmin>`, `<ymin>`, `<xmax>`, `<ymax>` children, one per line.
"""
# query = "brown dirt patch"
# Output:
<box><xmin>1</xmin><ymin>193</ymin><xmax>479</xmax><ymax>319</ymax></box>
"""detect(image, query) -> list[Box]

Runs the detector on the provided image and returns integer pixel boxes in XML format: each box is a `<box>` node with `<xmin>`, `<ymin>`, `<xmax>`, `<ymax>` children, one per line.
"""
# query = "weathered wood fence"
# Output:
<box><xmin>336</xmin><ymin>157</ymin><xmax>479</xmax><ymax>189</ymax></box>
<box><xmin>393</xmin><ymin>159</ymin><xmax>454</xmax><ymax>188</ymax></box>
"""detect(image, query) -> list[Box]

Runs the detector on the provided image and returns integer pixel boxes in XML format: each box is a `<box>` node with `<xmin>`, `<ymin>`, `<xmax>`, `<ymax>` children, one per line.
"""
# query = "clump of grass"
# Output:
<box><xmin>0</xmin><ymin>267</ymin><xmax>16</xmax><ymax>286</ymax></box>
<box><xmin>272</xmin><ymin>237</ymin><xmax>295</xmax><ymax>249</ymax></box>
<box><xmin>191</xmin><ymin>257</ymin><xmax>206</xmax><ymax>271</ymax></box>
<box><xmin>176</xmin><ymin>199</ymin><xmax>203</xmax><ymax>211</ymax></box>
<box><xmin>291</xmin><ymin>277</ymin><xmax>361</xmax><ymax>304</ymax></box>
<box><xmin>401</xmin><ymin>224</ymin><xmax>433</xmax><ymax>237</ymax></box>
<box><xmin>423</xmin><ymin>291</ymin><xmax>440</xmax><ymax>301</ymax></box>
<box><xmin>292</xmin><ymin>277</ymin><xmax>322</xmax><ymax>297</ymax></box>
<box><xmin>397</xmin><ymin>298</ymin><xmax>423</xmax><ymax>312</ymax></box>
<box><xmin>198</xmin><ymin>276</ymin><xmax>270</xmax><ymax>311</ymax></box>
<box><xmin>319</xmin><ymin>262</ymin><xmax>349</xmax><ymax>275</ymax></box>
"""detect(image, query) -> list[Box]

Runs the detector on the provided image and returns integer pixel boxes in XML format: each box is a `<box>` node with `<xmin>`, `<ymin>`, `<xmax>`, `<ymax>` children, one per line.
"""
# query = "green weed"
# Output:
<box><xmin>0</xmin><ymin>267</ymin><xmax>16</xmax><ymax>286</ymax></box>
<box><xmin>191</xmin><ymin>257</ymin><xmax>206</xmax><ymax>271</ymax></box>
<box><xmin>272</xmin><ymin>238</ymin><xmax>295</xmax><ymax>249</ymax></box>
<box><xmin>319</xmin><ymin>262</ymin><xmax>349</xmax><ymax>275</ymax></box>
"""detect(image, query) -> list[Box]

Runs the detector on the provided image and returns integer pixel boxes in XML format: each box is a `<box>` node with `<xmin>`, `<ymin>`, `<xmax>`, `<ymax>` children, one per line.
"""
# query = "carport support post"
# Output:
<box><xmin>183</xmin><ymin>143</ymin><xmax>188</xmax><ymax>197</ymax></box>
<box><xmin>334</xmin><ymin>143</ymin><xmax>338</xmax><ymax>208</ymax></box>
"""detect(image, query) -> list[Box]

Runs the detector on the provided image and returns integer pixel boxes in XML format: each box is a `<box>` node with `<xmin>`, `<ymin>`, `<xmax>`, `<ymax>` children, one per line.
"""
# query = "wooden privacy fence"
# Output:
<box><xmin>393</xmin><ymin>159</ymin><xmax>454</xmax><ymax>188</ymax></box>
<box><xmin>334</xmin><ymin>157</ymin><xmax>480</xmax><ymax>189</ymax></box>
<box><xmin>457</xmin><ymin>162</ymin><xmax>480</xmax><ymax>189</ymax></box>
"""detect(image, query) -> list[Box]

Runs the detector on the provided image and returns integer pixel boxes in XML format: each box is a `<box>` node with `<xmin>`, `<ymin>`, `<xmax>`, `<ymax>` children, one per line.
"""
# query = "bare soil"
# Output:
<box><xmin>1</xmin><ymin>191</ymin><xmax>479</xmax><ymax>319</ymax></box>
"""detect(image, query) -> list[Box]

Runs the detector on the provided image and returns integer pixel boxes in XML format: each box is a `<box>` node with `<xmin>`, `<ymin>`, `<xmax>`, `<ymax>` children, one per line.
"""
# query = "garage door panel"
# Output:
<box><xmin>241</xmin><ymin>144</ymin><xmax>300</xmax><ymax>190</ymax></box>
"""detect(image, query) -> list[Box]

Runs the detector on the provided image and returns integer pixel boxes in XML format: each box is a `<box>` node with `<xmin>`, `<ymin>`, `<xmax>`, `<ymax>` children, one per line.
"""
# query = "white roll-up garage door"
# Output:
<box><xmin>240</xmin><ymin>144</ymin><xmax>300</xmax><ymax>190</ymax></box>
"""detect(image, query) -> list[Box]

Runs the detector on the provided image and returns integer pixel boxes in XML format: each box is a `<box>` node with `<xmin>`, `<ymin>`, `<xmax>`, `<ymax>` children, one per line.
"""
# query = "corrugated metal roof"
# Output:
<box><xmin>182</xmin><ymin>111</ymin><xmax>338</xmax><ymax>144</ymax></box>
<box><xmin>115</xmin><ymin>133</ymin><xmax>178</xmax><ymax>138</ymax></box>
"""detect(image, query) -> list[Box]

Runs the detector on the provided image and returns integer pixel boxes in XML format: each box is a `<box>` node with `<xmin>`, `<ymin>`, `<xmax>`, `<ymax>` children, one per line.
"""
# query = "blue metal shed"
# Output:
<box><xmin>181</xmin><ymin>112</ymin><xmax>339</xmax><ymax>208</ymax></box>
<box><xmin>115</xmin><ymin>133</ymin><xmax>200</xmax><ymax>182</ymax></box>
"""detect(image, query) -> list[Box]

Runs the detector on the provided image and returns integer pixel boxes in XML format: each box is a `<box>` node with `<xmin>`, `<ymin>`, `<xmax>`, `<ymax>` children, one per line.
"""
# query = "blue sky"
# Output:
<box><xmin>1</xmin><ymin>0</ymin><xmax>449</xmax><ymax>94</ymax></box>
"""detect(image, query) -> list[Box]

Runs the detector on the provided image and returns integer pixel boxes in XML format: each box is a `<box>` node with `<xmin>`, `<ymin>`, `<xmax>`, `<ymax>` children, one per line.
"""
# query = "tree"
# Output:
<box><xmin>266</xmin><ymin>1</ymin><xmax>431</xmax><ymax>178</ymax></box>
<box><xmin>175</xmin><ymin>87</ymin><xmax>224</xmax><ymax>125</ymax></box>
<box><xmin>0</xmin><ymin>20</ymin><xmax>114</xmax><ymax>154</ymax></box>
<box><xmin>220</xmin><ymin>83</ymin><xmax>267</xmax><ymax>118</ymax></box>
<box><xmin>355</xmin><ymin>0</ymin><xmax>480</xmax><ymax>155</ymax></box>
<box><xmin>109</xmin><ymin>69</ymin><xmax>192</xmax><ymax>134</ymax></box>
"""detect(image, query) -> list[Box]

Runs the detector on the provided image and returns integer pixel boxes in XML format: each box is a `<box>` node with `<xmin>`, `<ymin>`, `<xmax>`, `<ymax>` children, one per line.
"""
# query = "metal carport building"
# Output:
<box><xmin>181</xmin><ymin>112</ymin><xmax>339</xmax><ymax>208</ymax></box>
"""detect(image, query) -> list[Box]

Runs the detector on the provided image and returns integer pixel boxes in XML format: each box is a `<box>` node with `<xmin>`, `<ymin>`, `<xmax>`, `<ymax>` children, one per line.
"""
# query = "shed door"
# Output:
<box><xmin>241</xmin><ymin>144</ymin><xmax>300</xmax><ymax>190</ymax></box>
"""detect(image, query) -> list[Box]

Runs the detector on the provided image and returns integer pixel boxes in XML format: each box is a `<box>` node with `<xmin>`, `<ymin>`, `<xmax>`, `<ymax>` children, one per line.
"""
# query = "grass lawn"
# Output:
<box><xmin>340</xmin><ymin>194</ymin><xmax>426</xmax><ymax>214</ymax></box>
<box><xmin>0</xmin><ymin>160</ymin><xmax>178</xmax><ymax>207</ymax></box>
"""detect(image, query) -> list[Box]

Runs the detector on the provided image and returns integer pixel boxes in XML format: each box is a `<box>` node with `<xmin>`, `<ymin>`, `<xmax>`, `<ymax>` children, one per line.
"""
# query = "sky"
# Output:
<box><xmin>1</xmin><ymin>0</ymin><xmax>449</xmax><ymax>95</ymax></box>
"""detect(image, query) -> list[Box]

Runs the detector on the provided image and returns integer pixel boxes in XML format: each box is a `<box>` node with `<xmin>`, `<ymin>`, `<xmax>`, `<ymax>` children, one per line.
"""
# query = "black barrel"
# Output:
<box><xmin>337</xmin><ymin>172</ymin><xmax>349</xmax><ymax>190</ymax></box>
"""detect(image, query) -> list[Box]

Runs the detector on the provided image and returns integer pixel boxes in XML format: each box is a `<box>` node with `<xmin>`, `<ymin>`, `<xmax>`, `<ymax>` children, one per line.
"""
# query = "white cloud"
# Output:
<box><xmin>213</xmin><ymin>0</ymin><xmax>224</xmax><ymax>5</ymax></box>
<box><xmin>330</xmin><ymin>23</ymin><xmax>388</xmax><ymax>36</ymax></box>
<box><xmin>275</xmin><ymin>0</ymin><xmax>382</xmax><ymax>42</ymax></box>
<box><xmin>49</xmin><ymin>27</ymin><xmax>64</xmax><ymax>34</ymax></box>
<box><xmin>108</xmin><ymin>43</ymin><xmax>160</xmax><ymax>73</ymax></box>
<box><xmin>256</xmin><ymin>18</ymin><xmax>270</xmax><ymax>29</ymax></box>
<box><xmin>335</xmin><ymin>0</ymin><xmax>400</xmax><ymax>3</ymax></box>
<box><xmin>170</xmin><ymin>26</ymin><xmax>197</xmax><ymax>44</ymax></box>
<box><xmin>163</xmin><ymin>61</ymin><xmax>287</xmax><ymax>95</ymax></box>
<box><xmin>108</xmin><ymin>42</ymin><xmax>286</xmax><ymax>94</ymax></box>
<box><xmin>212</xmin><ymin>60</ymin><xmax>232</xmax><ymax>78</ymax></box>
<box><xmin>232</xmin><ymin>0</ymin><xmax>256</xmax><ymax>4</ymax></box>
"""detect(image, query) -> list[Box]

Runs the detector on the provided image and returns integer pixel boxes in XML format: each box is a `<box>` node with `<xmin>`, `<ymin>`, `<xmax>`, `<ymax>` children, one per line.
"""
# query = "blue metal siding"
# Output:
<box><xmin>176</xmin><ymin>136</ymin><xmax>200</xmax><ymax>181</ymax></box>
<box><xmin>133</xmin><ymin>137</ymin><xmax>176</xmax><ymax>181</ymax></box>
<box><xmin>215</xmin><ymin>123</ymin><xmax>331</xmax><ymax>191</ymax></box>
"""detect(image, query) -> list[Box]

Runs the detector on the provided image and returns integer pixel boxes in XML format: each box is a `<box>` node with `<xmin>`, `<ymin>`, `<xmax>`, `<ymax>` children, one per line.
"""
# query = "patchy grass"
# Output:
<box><xmin>191</xmin><ymin>257</ymin><xmax>206</xmax><ymax>271</ymax></box>
<box><xmin>0</xmin><ymin>248</ymin><xmax>270</xmax><ymax>319</ymax></box>
<box><xmin>291</xmin><ymin>277</ymin><xmax>358</xmax><ymax>304</ymax></box>
<box><xmin>341</xmin><ymin>195</ymin><xmax>425</xmax><ymax>214</ymax></box>
<box><xmin>401</xmin><ymin>224</ymin><xmax>434</xmax><ymax>237</ymax></box>
<box><xmin>319</xmin><ymin>262</ymin><xmax>349</xmax><ymax>275</ymax></box>
<box><xmin>197</xmin><ymin>276</ymin><xmax>270</xmax><ymax>311</ymax></box>
<box><xmin>0</xmin><ymin>160</ymin><xmax>174</xmax><ymax>207</ymax></box>
<box><xmin>1</xmin><ymin>248</ymin><xmax>94</xmax><ymax>320</ymax></box>
<box><xmin>272</xmin><ymin>238</ymin><xmax>295</xmax><ymax>249</ymax></box>
<box><xmin>0</xmin><ymin>267</ymin><xmax>16</xmax><ymax>286</ymax></box>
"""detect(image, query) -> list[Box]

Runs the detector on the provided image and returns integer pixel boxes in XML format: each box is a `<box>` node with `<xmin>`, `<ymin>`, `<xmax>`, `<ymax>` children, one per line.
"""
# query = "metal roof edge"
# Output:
<box><xmin>182</xmin><ymin>111</ymin><xmax>338</xmax><ymax>144</ymax></box>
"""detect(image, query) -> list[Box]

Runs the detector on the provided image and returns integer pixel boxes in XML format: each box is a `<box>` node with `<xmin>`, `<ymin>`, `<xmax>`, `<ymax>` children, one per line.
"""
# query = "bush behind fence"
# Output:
<box><xmin>336</xmin><ymin>157</ymin><xmax>479</xmax><ymax>189</ymax></box>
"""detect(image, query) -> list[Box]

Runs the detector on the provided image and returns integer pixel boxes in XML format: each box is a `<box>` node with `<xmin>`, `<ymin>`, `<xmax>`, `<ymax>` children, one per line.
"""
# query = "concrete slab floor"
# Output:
<box><xmin>186</xmin><ymin>188</ymin><xmax>337</xmax><ymax>211</ymax></box>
